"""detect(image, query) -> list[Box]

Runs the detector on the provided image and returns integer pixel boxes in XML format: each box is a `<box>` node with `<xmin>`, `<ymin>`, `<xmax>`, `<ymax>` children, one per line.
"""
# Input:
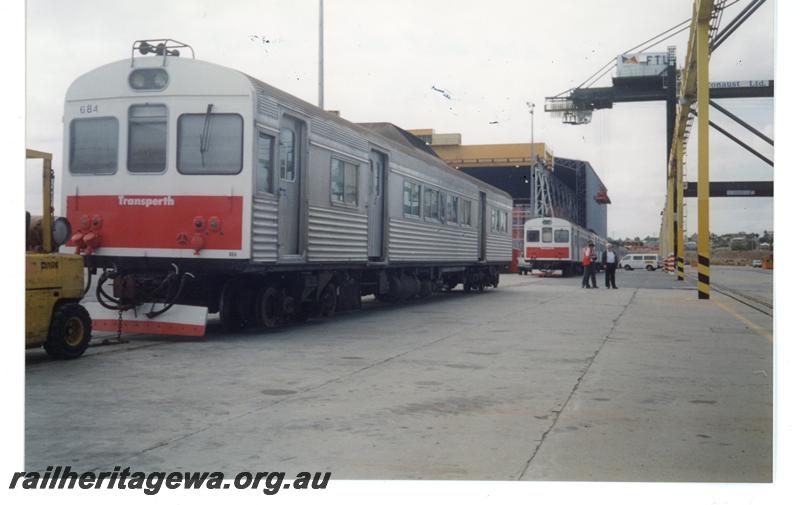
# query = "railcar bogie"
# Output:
<box><xmin>211</xmin><ymin>265</ymin><xmax>500</xmax><ymax>331</ymax></box>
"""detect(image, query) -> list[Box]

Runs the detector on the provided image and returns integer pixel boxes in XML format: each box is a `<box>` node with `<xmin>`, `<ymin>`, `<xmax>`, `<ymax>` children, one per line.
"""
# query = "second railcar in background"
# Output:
<box><xmin>61</xmin><ymin>39</ymin><xmax>513</xmax><ymax>334</ymax></box>
<box><xmin>522</xmin><ymin>217</ymin><xmax>606</xmax><ymax>275</ymax></box>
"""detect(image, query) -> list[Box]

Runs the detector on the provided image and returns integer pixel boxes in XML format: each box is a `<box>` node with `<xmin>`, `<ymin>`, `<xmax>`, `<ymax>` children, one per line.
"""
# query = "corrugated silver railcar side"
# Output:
<box><xmin>247</xmin><ymin>74</ymin><xmax>511</xmax><ymax>268</ymax></box>
<box><xmin>385</xmin><ymin>150</ymin><xmax>480</xmax><ymax>264</ymax></box>
<box><xmin>248</xmin><ymin>77</ymin><xmax>375</xmax><ymax>264</ymax></box>
<box><xmin>485</xmin><ymin>195</ymin><xmax>514</xmax><ymax>262</ymax></box>
<box><xmin>73</xmin><ymin>46</ymin><xmax>514</xmax><ymax>334</ymax></box>
<box><xmin>305</xmin><ymin>115</ymin><xmax>371</xmax><ymax>263</ymax></box>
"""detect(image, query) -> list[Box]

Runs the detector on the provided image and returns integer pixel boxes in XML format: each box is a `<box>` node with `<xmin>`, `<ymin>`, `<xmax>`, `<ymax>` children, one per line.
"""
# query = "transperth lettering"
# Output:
<box><xmin>118</xmin><ymin>195</ymin><xmax>175</xmax><ymax>207</ymax></box>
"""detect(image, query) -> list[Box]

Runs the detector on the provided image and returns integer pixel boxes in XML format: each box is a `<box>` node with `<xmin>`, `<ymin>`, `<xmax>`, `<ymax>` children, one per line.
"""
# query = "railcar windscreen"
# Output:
<box><xmin>554</xmin><ymin>229</ymin><xmax>570</xmax><ymax>243</ymax></box>
<box><xmin>128</xmin><ymin>105</ymin><xmax>167</xmax><ymax>173</ymax></box>
<box><xmin>177</xmin><ymin>113</ymin><xmax>243</xmax><ymax>174</ymax></box>
<box><xmin>69</xmin><ymin>117</ymin><xmax>119</xmax><ymax>174</ymax></box>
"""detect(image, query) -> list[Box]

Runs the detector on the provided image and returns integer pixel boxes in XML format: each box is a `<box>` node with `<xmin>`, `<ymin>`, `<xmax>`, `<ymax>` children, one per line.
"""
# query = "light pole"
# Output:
<box><xmin>527</xmin><ymin>101</ymin><xmax>536</xmax><ymax>216</ymax></box>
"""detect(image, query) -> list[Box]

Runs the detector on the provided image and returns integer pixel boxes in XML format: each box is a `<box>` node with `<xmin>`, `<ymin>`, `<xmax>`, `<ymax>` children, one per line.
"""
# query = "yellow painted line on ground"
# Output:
<box><xmin>713</xmin><ymin>299</ymin><xmax>773</xmax><ymax>342</ymax></box>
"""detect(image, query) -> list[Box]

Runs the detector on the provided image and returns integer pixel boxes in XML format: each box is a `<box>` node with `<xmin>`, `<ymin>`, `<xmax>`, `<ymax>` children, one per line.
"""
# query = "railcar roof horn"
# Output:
<box><xmin>131</xmin><ymin>39</ymin><xmax>195</xmax><ymax>67</ymax></box>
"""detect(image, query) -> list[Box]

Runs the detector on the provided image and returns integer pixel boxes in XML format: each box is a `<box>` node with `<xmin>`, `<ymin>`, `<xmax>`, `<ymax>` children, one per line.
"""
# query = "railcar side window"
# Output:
<box><xmin>177</xmin><ymin>113</ymin><xmax>242</xmax><ymax>174</ymax></box>
<box><xmin>554</xmin><ymin>229</ymin><xmax>569</xmax><ymax>243</ymax></box>
<box><xmin>423</xmin><ymin>188</ymin><xmax>441</xmax><ymax>221</ymax></box>
<box><xmin>403</xmin><ymin>180</ymin><xmax>421</xmax><ymax>217</ymax></box>
<box><xmin>279</xmin><ymin>127</ymin><xmax>296</xmax><ymax>181</ymax></box>
<box><xmin>69</xmin><ymin>117</ymin><xmax>119</xmax><ymax>174</ymax></box>
<box><xmin>542</xmin><ymin>227</ymin><xmax>553</xmax><ymax>242</ymax></box>
<box><xmin>128</xmin><ymin>105</ymin><xmax>167</xmax><ymax>173</ymax></box>
<box><xmin>490</xmin><ymin>209</ymin><xmax>507</xmax><ymax>233</ymax></box>
<box><xmin>256</xmin><ymin>131</ymin><xmax>275</xmax><ymax>193</ymax></box>
<box><xmin>460</xmin><ymin>199</ymin><xmax>472</xmax><ymax>226</ymax></box>
<box><xmin>446</xmin><ymin>194</ymin><xmax>459</xmax><ymax>224</ymax></box>
<box><xmin>527</xmin><ymin>230</ymin><xmax>540</xmax><ymax>242</ymax></box>
<box><xmin>331</xmin><ymin>158</ymin><xmax>358</xmax><ymax>205</ymax></box>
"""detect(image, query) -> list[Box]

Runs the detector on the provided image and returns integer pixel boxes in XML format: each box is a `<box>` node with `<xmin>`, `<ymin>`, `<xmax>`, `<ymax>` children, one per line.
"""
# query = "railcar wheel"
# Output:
<box><xmin>282</xmin><ymin>292</ymin><xmax>297</xmax><ymax>319</ymax></box>
<box><xmin>318</xmin><ymin>283</ymin><xmax>337</xmax><ymax>317</ymax></box>
<box><xmin>255</xmin><ymin>287</ymin><xmax>281</xmax><ymax>328</ymax></box>
<box><xmin>44</xmin><ymin>302</ymin><xmax>92</xmax><ymax>359</ymax></box>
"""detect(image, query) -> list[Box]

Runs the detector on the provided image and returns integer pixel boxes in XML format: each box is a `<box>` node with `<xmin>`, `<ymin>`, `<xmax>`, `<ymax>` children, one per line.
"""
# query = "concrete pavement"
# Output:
<box><xmin>25</xmin><ymin>270</ymin><xmax>772</xmax><ymax>481</ymax></box>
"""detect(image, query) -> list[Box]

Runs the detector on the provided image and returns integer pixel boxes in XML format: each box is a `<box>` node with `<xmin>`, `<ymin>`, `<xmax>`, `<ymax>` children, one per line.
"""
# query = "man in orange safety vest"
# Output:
<box><xmin>581</xmin><ymin>241</ymin><xmax>598</xmax><ymax>289</ymax></box>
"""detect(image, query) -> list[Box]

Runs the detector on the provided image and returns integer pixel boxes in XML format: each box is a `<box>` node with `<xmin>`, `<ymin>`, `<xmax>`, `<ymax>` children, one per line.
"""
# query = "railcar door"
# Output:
<box><xmin>367</xmin><ymin>150</ymin><xmax>387</xmax><ymax>260</ymax></box>
<box><xmin>572</xmin><ymin>228</ymin><xmax>579</xmax><ymax>261</ymax></box>
<box><xmin>478</xmin><ymin>192</ymin><xmax>487</xmax><ymax>261</ymax></box>
<box><xmin>278</xmin><ymin>116</ymin><xmax>303</xmax><ymax>257</ymax></box>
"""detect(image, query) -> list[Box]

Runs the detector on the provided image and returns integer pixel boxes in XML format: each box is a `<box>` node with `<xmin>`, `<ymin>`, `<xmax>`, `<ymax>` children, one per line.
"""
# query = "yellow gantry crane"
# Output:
<box><xmin>663</xmin><ymin>0</ymin><xmax>718</xmax><ymax>299</ymax></box>
<box><xmin>663</xmin><ymin>0</ymin><xmax>773</xmax><ymax>299</ymax></box>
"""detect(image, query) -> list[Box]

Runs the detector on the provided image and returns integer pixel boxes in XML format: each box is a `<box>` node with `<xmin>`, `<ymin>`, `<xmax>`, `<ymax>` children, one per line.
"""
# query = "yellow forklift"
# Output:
<box><xmin>26</xmin><ymin>149</ymin><xmax>92</xmax><ymax>358</ymax></box>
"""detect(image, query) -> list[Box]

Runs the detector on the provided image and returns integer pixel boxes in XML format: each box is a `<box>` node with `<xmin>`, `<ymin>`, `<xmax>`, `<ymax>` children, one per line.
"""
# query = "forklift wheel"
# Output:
<box><xmin>44</xmin><ymin>303</ymin><xmax>92</xmax><ymax>359</ymax></box>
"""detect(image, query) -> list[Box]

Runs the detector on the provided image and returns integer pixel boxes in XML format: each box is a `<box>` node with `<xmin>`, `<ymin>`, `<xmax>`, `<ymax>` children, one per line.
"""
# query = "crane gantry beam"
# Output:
<box><xmin>665</xmin><ymin>0</ymin><xmax>715</xmax><ymax>296</ymax></box>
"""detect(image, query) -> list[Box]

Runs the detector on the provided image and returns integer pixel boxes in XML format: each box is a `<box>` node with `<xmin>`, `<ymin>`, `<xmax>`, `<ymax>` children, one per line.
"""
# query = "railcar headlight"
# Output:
<box><xmin>129</xmin><ymin>68</ymin><xmax>169</xmax><ymax>91</ymax></box>
<box><xmin>130</xmin><ymin>72</ymin><xmax>146</xmax><ymax>89</ymax></box>
<box><xmin>153</xmin><ymin>70</ymin><xmax>168</xmax><ymax>88</ymax></box>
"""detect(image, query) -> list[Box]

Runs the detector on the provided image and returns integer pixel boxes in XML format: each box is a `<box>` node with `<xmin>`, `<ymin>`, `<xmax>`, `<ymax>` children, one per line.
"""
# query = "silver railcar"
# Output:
<box><xmin>61</xmin><ymin>40</ymin><xmax>513</xmax><ymax>333</ymax></box>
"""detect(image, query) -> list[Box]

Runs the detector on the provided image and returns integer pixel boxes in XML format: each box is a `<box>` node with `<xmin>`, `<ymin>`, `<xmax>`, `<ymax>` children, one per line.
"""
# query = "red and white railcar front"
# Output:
<box><xmin>523</xmin><ymin>217</ymin><xmax>608</xmax><ymax>275</ymax></box>
<box><xmin>61</xmin><ymin>41</ymin><xmax>255</xmax><ymax>335</ymax></box>
<box><xmin>522</xmin><ymin>217</ymin><xmax>577</xmax><ymax>274</ymax></box>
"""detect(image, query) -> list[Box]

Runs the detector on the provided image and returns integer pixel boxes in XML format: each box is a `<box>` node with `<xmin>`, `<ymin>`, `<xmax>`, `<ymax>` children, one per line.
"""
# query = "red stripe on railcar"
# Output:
<box><xmin>526</xmin><ymin>246</ymin><xmax>570</xmax><ymax>259</ymax></box>
<box><xmin>66</xmin><ymin>195</ymin><xmax>243</xmax><ymax>250</ymax></box>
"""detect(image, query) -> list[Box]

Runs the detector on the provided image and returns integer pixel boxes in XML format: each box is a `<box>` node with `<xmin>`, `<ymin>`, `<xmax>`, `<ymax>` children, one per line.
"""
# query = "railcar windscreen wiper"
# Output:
<box><xmin>200</xmin><ymin>103</ymin><xmax>214</xmax><ymax>167</ymax></box>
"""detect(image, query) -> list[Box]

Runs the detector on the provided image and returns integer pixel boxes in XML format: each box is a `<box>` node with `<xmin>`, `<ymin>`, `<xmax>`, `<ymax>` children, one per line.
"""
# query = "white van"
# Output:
<box><xmin>620</xmin><ymin>253</ymin><xmax>660</xmax><ymax>271</ymax></box>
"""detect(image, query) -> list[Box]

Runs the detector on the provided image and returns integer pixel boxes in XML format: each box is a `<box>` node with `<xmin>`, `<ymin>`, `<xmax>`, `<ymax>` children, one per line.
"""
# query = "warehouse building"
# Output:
<box><xmin>408</xmin><ymin>129</ymin><xmax>610</xmax><ymax>250</ymax></box>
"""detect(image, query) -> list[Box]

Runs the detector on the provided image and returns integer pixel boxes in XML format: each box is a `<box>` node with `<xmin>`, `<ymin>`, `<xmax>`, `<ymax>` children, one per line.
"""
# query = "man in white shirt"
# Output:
<box><xmin>601</xmin><ymin>243</ymin><xmax>618</xmax><ymax>289</ymax></box>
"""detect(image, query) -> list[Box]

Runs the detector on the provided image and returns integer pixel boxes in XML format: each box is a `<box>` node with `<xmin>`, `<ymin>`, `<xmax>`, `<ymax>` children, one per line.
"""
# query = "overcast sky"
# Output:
<box><xmin>24</xmin><ymin>0</ymin><xmax>774</xmax><ymax>239</ymax></box>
